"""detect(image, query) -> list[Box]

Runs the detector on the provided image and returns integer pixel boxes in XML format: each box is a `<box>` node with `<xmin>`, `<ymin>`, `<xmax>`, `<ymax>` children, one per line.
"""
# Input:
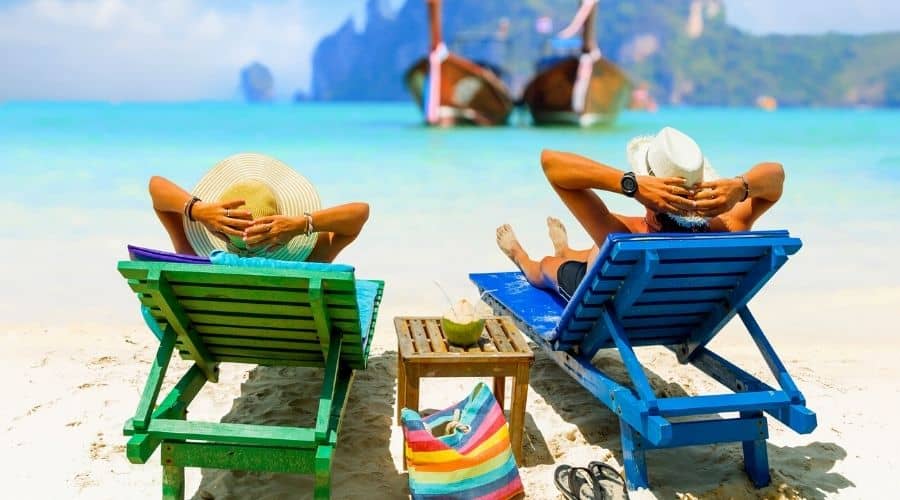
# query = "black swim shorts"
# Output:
<box><xmin>557</xmin><ymin>260</ymin><xmax>588</xmax><ymax>301</ymax></box>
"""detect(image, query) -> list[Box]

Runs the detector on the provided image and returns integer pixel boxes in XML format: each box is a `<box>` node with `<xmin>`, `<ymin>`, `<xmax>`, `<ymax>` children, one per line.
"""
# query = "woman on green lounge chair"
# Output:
<box><xmin>149</xmin><ymin>153</ymin><xmax>369</xmax><ymax>263</ymax></box>
<box><xmin>496</xmin><ymin>126</ymin><xmax>786</xmax><ymax>300</ymax></box>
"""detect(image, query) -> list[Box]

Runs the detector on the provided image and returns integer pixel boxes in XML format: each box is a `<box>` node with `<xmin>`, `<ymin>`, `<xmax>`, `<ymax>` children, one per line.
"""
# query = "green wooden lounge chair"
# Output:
<box><xmin>118</xmin><ymin>256</ymin><xmax>383</xmax><ymax>500</ymax></box>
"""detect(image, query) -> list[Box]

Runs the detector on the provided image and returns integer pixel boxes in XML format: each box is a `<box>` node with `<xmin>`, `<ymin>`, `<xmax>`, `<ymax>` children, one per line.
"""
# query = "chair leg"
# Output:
<box><xmin>162</xmin><ymin>464</ymin><xmax>185</xmax><ymax>500</ymax></box>
<box><xmin>315</xmin><ymin>445</ymin><xmax>334</xmax><ymax>500</ymax></box>
<box><xmin>492</xmin><ymin>376</ymin><xmax>506</xmax><ymax>411</ymax></box>
<box><xmin>396</xmin><ymin>355</ymin><xmax>406</xmax><ymax>425</ymax></box>
<box><xmin>741</xmin><ymin>412</ymin><xmax>771</xmax><ymax>488</ymax></box>
<box><xmin>400</xmin><ymin>366</ymin><xmax>418</xmax><ymax>473</ymax></box>
<box><xmin>619</xmin><ymin>419</ymin><xmax>649</xmax><ymax>490</ymax></box>
<box><xmin>508</xmin><ymin>365</ymin><xmax>530</xmax><ymax>466</ymax></box>
<box><xmin>405</xmin><ymin>367</ymin><xmax>420</xmax><ymax>415</ymax></box>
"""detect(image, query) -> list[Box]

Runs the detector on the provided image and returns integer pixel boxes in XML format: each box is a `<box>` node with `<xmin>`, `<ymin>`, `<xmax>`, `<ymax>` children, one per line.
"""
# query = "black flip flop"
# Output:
<box><xmin>587</xmin><ymin>462</ymin><xmax>629</xmax><ymax>500</ymax></box>
<box><xmin>554</xmin><ymin>464</ymin><xmax>604</xmax><ymax>500</ymax></box>
<box><xmin>554</xmin><ymin>465</ymin><xmax>577</xmax><ymax>500</ymax></box>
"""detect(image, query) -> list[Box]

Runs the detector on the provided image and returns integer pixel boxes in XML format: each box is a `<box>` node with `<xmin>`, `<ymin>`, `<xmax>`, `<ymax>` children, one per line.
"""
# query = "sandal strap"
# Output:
<box><xmin>568</xmin><ymin>467</ymin><xmax>604</xmax><ymax>500</ymax></box>
<box><xmin>553</xmin><ymin>465</ymin><xmax>579</xmax><ymax>500</ymax></box>
<box><xmin>587</xmin><ymin>461</ymin><xmax>629</xmax><ymax>500</ymax></box>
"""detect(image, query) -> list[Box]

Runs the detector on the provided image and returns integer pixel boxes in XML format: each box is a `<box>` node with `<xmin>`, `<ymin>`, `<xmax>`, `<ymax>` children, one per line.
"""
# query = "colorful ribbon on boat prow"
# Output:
<box><xmin>557</xmin><ymin>0</ymin><xmax>599</xmax><ymax>39</ymax></box>
<box><xmin>426</xmin><ymin>42</ymin><xmax>449</xmax><ymax>125</ymax></box>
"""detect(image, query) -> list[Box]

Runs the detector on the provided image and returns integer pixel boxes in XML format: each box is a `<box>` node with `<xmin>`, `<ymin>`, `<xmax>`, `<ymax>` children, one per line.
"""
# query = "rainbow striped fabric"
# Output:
<box><xmin>401</xmin><ymin>383</ymin><xmax>524</xmax><ymax>500</ymax></box>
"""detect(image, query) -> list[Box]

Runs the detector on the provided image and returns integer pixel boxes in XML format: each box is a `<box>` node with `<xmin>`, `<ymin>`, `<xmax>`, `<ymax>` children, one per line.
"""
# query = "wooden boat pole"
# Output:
<box><xmin>425</xmin><ymin>0</ymin><xmax>445</xmax><ymax>125</ymax></box>
<box><xmin>427</xmin><ymin>0</ymin><xmax>443</xmax><ymax>50</ymax></box>
<box><xmin>582</xmin><ymin>0</ymin><xmax>598</xmax><ymax>54</ymax></box>
<box><xmin>573</xmin><ymin>1</ymin><xmax>599</xmax><ymax>113</ymax></box>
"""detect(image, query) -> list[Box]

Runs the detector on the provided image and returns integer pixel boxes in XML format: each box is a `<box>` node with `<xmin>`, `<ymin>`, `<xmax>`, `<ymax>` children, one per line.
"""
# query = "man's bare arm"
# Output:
<box><xmin>694</xmin><ymin>162</ymin><xmax>785</xmax><ymax>229</ymax></box>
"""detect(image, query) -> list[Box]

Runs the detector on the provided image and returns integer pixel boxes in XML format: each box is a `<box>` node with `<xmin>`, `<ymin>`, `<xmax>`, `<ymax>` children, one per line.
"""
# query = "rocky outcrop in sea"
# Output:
<box><xmin>240</xmin><ymin>62</ymin><xmax>274</xmax><ymax>102</ymax></box>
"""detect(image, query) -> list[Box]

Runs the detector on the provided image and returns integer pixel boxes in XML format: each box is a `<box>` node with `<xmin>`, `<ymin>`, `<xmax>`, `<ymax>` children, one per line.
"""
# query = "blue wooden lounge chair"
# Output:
<box><xmin>470</xmin><ymin>230</ymin><xmax>816</xmax><ymax>490</ymax></box>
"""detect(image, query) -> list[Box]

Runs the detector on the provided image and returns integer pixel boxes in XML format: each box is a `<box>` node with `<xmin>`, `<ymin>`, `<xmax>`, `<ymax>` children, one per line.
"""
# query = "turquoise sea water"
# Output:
<box><xmin>3</xmin><ymin>102</ymin><xmax>898</xmax><ymax>211</ymax></box>
<box><xmin>1</xmin><ymin>102</ymin><xmax>898</xmax><ymax>333</ymax></box>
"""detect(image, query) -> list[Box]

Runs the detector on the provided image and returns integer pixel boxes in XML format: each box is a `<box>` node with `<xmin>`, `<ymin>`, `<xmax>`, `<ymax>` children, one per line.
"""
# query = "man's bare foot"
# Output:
<box><xmin>547</xmin><ymin>216</ymin><xmax>569</xmax><ymax>257</ymax></box>
<box><xmin>496</xmin><ymin>224</ymin><xmax>524</xmax><ymax>265</ymax></box>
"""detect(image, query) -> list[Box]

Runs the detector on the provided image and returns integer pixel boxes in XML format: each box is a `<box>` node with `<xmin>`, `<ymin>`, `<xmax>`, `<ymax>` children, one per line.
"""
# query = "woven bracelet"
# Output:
<box><xmin>185</xmin><ymin>196</ymin><xmax>201</xmax><ymax>221</ymax></box>
<box><xmin>303</xmin><ymin>212</ymin><xmax>314</xmax><ymax>236</ymax></box>
<box><xmin>737</xmin><ymin>176</ymin><xmax>750</xmax><ymax>202</ymax></box>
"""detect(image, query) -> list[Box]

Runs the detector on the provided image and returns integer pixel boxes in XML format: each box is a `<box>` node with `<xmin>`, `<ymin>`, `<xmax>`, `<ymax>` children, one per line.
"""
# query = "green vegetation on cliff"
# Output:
<box><xmin>311</xmin><ymin>0</ymin><xmax>900</xmax><ymax>107</ymax></box>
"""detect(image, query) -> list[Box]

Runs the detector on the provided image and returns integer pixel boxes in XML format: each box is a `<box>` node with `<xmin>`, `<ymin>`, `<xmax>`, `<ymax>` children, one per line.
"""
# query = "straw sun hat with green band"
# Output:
<box><xmin>183</xmin><ymin>153</ymin><xmax>321</xmax><ymax>261</ymax></box>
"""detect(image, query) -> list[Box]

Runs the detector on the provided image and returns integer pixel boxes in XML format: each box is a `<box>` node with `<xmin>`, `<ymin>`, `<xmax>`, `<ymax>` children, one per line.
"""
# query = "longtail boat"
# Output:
<box><xmin>404</xmin><ymin>0</ymin><xmax>514</xmax><ymax>126</ymax></box>
<box><xmin>521</xmin><ymin>0</ymin><xmax>632</xmax><ymax>127</ymax></box>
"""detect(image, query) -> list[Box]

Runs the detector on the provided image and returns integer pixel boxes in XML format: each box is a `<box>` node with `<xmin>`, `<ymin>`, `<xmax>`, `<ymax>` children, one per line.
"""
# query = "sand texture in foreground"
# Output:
<box><xmin>2</xmin><ymin>310</ymin><xmax>896</xmax><ymax>500</ymax></box>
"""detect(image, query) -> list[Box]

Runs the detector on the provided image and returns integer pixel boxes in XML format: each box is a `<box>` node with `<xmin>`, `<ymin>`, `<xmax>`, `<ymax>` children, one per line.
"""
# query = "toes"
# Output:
<box><xmin>496</xmin><ymin>224</ymin><xmax>514</xmax><ymax>246</ymax></box>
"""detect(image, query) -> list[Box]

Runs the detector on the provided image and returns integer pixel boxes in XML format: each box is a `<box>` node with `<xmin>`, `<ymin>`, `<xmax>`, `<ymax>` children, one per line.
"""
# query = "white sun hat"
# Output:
<box><xmin>626</xmin><ymin>126</ymin><xmax>719</xmax><ymax>226</ymax></box>
<box><xmin>626</xmin><ymin>126</ymin><xmax>719</xmax><ymax>186</ymax></box>
<box><xmin>184</xmin><ymin>153</ymin><xmax>321</xmax><ymax>261</ymax></box>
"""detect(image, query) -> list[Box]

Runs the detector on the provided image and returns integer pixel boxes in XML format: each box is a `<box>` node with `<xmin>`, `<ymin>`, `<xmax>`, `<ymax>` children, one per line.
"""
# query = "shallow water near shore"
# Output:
<box><xmin>1</xmin><ymin>101</ymin><xmax>898</xmax><ymax>339</ymax></box>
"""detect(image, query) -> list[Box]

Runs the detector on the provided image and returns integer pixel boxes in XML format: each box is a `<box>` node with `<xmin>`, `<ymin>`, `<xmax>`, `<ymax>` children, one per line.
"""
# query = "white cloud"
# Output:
<box><xmin>0</xmin><ymin>0</ymin><xmax>371</xmax><ymax>101</ymax></box>
<box><xmin>724</xmin><ymin>0</ymin><xmax>900</xmax><ymax>35</ymax></box>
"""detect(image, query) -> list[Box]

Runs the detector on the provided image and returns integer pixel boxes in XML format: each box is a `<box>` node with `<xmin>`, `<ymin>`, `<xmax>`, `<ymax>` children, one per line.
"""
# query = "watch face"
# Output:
<box><xmin>622</xmin><ymin>176</ymin><xmax>637</xmax><ymax>194</ymax></box>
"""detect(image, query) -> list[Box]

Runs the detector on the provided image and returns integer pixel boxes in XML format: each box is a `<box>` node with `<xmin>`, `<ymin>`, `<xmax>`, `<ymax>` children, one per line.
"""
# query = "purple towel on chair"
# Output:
<box><xmin>127</xmin><ymin>245</ymin><xmax>211</xmax><ymax>264</ymax></box>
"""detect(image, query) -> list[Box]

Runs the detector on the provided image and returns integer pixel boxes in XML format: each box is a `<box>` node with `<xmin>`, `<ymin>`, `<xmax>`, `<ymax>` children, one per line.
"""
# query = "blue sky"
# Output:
<box><xmin>0</xmin><ymin>0</ymin><xmax>898</xmax><ymax>101</ymax></box>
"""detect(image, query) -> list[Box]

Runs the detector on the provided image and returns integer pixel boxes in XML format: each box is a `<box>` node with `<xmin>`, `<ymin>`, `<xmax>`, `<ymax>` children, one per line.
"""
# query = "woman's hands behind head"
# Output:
<box><xmin>192</xmin><ymin>201</ymin><xmax>306</xmax><ymax>254</ymax></box>
<box><xmin>192</xmin><ymin>199</ymin><xmax>253</xmax><ymax>241</ymax></box>
<box><xmin>243</xmin><ymin>215</ymin><xmax>304</xmax><ymax>253</ymax></box>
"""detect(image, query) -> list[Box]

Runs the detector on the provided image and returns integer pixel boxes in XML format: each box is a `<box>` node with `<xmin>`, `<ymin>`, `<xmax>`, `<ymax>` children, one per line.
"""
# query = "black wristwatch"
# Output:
<box><xmin>621</xmin><ymin>172</ymin><xmax>638</xmax><ymax>197</ymax></box>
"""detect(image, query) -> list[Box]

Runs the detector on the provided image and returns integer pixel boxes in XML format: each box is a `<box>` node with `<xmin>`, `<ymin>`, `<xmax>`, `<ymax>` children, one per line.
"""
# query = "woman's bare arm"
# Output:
<box><xmin>149</xmin><ymin>176</ymin><xmax>193</xmax><ymax>213</ymax></box>
<box><xmin>148</xmin><ymin>175</ymin><xmax>253</xmax><ymax>241</ymax></box>
<box><xmin>242</xmin><ymin>203</ymin><xmax>370</xmax><ymax>248</ymax></box>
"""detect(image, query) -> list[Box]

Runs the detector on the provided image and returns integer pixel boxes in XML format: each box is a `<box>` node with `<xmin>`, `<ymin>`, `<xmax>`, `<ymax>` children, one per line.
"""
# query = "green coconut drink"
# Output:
<box><xmin>441</xmin><ymin>299</ymin><xmax>487</xmax><ymax>346</ymax></box>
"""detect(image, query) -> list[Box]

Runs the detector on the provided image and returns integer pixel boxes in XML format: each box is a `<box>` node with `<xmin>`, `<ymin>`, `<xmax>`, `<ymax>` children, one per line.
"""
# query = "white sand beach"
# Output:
<box><xmin>3</xmin><ymin>283</ymin><xmax>898</xmax><ymax>499</ymax></box>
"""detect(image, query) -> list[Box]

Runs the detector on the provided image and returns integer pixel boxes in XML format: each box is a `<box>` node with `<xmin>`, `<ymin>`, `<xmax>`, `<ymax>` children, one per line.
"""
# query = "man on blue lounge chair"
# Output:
<box><xmin>496</xmin><ymin>126</ymin><xmax>785</xmax><ymax>300</ymax></box>
<box><xmin>479</xmin><ymin>127</ymin><xmax>815</xmax><ymax>491</ymax></box>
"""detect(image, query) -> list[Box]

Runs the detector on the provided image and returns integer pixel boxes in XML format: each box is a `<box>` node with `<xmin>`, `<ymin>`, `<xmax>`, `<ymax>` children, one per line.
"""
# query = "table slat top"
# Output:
<box><xmin>394</xmin><ymin>317</ymin><xmax>533</xmax><ymax>362</ymax></box>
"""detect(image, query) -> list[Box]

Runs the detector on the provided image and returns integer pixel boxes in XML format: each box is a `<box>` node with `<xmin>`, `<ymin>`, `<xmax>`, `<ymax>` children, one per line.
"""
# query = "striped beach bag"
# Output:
<box><xmin>401</xmin><ymin>383</ymin><xmax>525</xmax><ymax>499</ymax></box>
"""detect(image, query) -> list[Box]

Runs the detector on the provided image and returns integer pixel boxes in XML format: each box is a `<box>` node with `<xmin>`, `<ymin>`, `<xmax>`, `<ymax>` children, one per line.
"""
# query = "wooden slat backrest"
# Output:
<box><xmin>556</xmin><ymin>232</ymin><xmax>802</xmax><ymax>349</ymax></box>
<box><xmin>119</xmin><ymin>261</ymin><xmax>374</xmax><ymax>369</ymax></box>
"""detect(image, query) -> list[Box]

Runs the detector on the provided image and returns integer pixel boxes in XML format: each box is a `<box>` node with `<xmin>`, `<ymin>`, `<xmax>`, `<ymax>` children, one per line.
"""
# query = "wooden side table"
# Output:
<box><xmin>394</xmin><ymin>316</ymin><xmax>534</xmax><ymax>465</ymax></box>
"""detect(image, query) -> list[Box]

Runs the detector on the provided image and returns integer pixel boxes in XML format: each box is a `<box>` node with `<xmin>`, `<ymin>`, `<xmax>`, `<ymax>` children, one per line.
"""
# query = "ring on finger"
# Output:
<box><xmin>225</xmin><ymin>209</ymin><xmax>231</xmax><ymax>218</ymax></box>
